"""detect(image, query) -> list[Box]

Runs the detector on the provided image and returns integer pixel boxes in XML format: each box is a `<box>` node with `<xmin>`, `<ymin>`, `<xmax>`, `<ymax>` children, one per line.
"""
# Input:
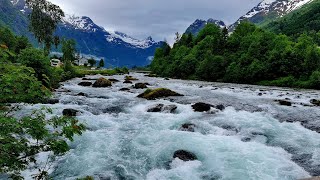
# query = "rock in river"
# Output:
<box><xmin>92</xmin><ymin>78</ymin><xmax>112</xmax><ymax>87</ymax></box>
<box><xmin>173</xmin><ymin>150</ymin><xmax>197</xmax><ymax>161</ymax></box>
<box><xmin>310</xmin><ymin>99</ymin><xmax>320</xmax><ymax>106</ymax></box>
<box><xmin>180</xmin><ymin>123</ymin><xmax>196</xmax><ymax>132</ymax></box>
<box><xmin>78</xmin><ymin>81</ymin><xmax>93</xmax><ymax>87</ymax></box>
<box><xmin>138</xmin><ymin>88</ymin><xmax>183</xmax><ymax>100</ymax></box>
<box><xmin>62</xmin><ymin>109</ymin><xmax>79</xmax><ymax>116</ymax></box>
<box><xmin>192</xmin><ymin>102</ymin><xmax>213</xmax><ymax>112</ymax></box>
<box><xmin>134</xmin><ymin>83</ymin><xmax>148</xmax><ymax>89</ymax></box>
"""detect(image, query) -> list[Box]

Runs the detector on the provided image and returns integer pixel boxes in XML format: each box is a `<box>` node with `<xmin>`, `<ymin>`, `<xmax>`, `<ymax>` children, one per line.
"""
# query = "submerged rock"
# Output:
<box><xmin>82</xmin><ymin>77</ymin><xmax>98</xmax><ymax>80</ymax></box>
<box><xmin>173</xmin><ymin>150</ymin><xmax>197</xmax><ymax>161</ymax></box>
<box><xmin>216</xmin><ymin>104</ymin><xmax>225</xmax><ymax>111</ymax></box>
<box><xmin>109</xmin><ymin>78</ymin><xmax>120</xmax><ymax>82</ymax></box>
<box><xmin>180</xmin><ymin>123</ymin><xmax>196</xmax><ymax>132</ymax></box>
<box><xmin>125</xmin><ymin>76</ymin><xmax>138</xmax><ymax>81</ymax></box>
<box><xmin>163</xmin><ymin>105</ymin><xmax>178</xmax><ymax>113</ymax></box>
<box><xmin>123</xmin><ymin>80</ymin><xmax>133</xmax><ymax>84</ymax></box>
<box><xmin>62</xmin><ymin>109</ymin><xmax>78</xmax><ymax>116</ymax></box>
<box><xmin>134</xmin><ymin>83</ymin><xmax>148</xmax><ymax>89</ymax></box>
<box><xmin>77</xmin><ymin>92</ymin><xmax>87</xmax><ymax>96</ymax></box>
<box><xmin>119</xmin><ymin>88</ymin><xmax>130</xmax><ymax>91</ymax></box>
<box><xmin>147</xmin><ymin>104</ymin><xmax>177</xmax><ymax>113</ymax></box>
<box><xmin>192</xmin><ymin>102</ymin><xmax>213</xmax><ymax>112</ymax></box>
<box><xmin>310</xmin><ymin>99</ymin><xmax>320</xmax><ymax>106</ymax></box>
<box><xmin>276</xmin><ymin>100</ymin><xmax>292</xmax><ymax>106</ymax></box>
<box><xmin>92</xmin><ymin>77</ymin><xmax>112</xmax><ymax>87</ymax></box>
<box><xmin>138</xmin><ymin>88</ymin><xmax>183</xmax><ymax>100</ymax></box>
<box><xmin>43</xmin><ymin>98</ymin><xmax>59</xmax><ymax>104</ymax></box>
<box><xmin>78</xmin><ymin>81</ymin><xmax>92</xmax><ymax>87</ymax></box>
<box><xmin>147</xmin><ymin>104</ymin><xmax>164</xmax><ymax>112</ymax></box>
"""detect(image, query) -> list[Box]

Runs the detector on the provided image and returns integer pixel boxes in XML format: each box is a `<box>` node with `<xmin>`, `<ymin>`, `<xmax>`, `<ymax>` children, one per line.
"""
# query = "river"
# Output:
<box><xmin>17</xmin><ymin>73</ymin><xmax>320</xmax><ymax>180</ymax></box>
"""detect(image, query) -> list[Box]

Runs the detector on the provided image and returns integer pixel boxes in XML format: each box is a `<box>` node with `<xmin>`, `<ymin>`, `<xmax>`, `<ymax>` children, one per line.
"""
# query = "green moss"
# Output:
<box><xmin>138</xmin><ymin>88</ymin><xmax>183</xmax><ymax>100</ymax></box>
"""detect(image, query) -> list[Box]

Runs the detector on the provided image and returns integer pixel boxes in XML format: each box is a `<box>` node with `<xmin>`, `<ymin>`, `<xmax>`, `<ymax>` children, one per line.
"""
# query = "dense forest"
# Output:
<box><xmin>151</xmin><ymin>21</ymin><xmax>320</xmax><ymax>89</ymax></box>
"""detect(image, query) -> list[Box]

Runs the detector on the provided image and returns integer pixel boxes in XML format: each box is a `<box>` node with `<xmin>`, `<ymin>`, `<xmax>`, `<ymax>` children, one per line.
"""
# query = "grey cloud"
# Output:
<box><xmin>50</xmin><ymin>0</ymin><xmax>261</xmax><ymax>43</ymax></box>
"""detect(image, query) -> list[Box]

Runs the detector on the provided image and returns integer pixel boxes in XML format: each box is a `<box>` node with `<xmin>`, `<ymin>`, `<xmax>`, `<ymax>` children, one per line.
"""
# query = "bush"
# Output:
<box><xmin>0</xmin><ymin>64</ymin><xmax>50</xmax><ymax>103</ymax></box>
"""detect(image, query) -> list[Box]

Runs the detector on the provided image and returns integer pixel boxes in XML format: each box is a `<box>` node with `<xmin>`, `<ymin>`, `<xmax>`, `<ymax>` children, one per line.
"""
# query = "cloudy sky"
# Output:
<box><xmin>49</xmin><ymin>0</ymin><xmax>261</xmax><ymax>43</ymax></box>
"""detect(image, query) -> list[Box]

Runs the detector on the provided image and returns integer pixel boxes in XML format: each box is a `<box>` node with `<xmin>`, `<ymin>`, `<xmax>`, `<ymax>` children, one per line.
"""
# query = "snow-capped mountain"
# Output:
<box><xmin>7</xmin><ymin>0</ymin><xmax>163</xmax><ymax>67</ymax></box>
<box><xmin>185</xmin><ymin>19</ymin><xmax>226</xmax><ymax>35</ymax></box>
<box><xmin>229</xmin><ymin>0</ymin><xmax>314</xmax><ymax>31</ymax></box>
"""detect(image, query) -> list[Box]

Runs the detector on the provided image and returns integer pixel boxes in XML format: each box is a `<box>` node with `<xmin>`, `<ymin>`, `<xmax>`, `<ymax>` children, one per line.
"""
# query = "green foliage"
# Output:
<box><xmin>0</xmin><ymin>64</ymin><xmax>50</xmax><ymax>103</ymax></box>
<box><xmin>99</xmin><ymin>59</ymin><xmax>105</xmax><ymax>67</ymax></box>
<box><xmin>88</xmin><ymin>58</ymin><xmax>96</xmax><ymax>67</ymax></box>
<box><xmin>17</xmin><ymin>48</ymin><xmax>52</xmax><ymax>86</ymax></box>
<box><xmin>0</xmin><ymin>108</ymin><xmax>86</xmax><ymax>179</ymax></box>
<box><xmin>151</xmin><ymin>21</ymin><xmax>320</xmax><ymax>89</ymax></box>
<box><xmin>62</xmin><ymin>39</ymin><xmax>76</xmax><ymax>63</ymax></box>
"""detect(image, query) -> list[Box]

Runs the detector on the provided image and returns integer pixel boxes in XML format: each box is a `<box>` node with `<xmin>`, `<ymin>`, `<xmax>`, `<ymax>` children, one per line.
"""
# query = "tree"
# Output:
<box><xmin>17</xmin><ymin>48</ymin><xmax>51</xmax><ymax>87</ymax></box>
<box><xmin>99</xmin><ymin>59</ymin><xmax>105</xmax><ymax>67</ymax></box>
<box><xmin>62</xmin><ymin>39</ymin><xmax>76</xmax><ymax>63</ymax></box>
<box><xmin>26</xmin><ymin>0</ymin><xmax>64</xmax><ymax>55</ymax></box>
<box><xmin>88</xmin><ymin>58</ymin><xmax>96</xmax><ymax>67</ymax></box>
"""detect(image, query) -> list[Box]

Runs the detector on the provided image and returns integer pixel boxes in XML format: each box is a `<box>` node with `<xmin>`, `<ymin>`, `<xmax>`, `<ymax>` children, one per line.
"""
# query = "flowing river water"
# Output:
<box><xmin>15</xmin><ymin>73</ymin><xmax>320</xmax><ymax>180</ymax></box>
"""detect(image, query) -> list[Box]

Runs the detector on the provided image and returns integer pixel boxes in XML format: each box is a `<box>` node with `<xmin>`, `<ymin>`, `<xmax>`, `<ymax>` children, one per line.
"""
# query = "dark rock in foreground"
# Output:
<box><xmin>92</xmin><ymin>78</ymin><xmax>112</xmax><ymax>87</ymax></box>
<box><xmin>180</xmin><ymin>123</ymin><xmax>196</xmax><ymax>132</ymax></box>
<box><xmin>134</xmin><ymin>83</ymin><xmax>148</xmax><ymax>89</ymax></box>
<box><xmin>78</xmin><ymin>81</ymin><xmax>93</xmax><ymax>87</ymax></box>
<box><xmin>173</xmin><ymin>150</ymin><xmax>197</xmax><ymax>161</ymax></box>
<box><xmin>63</xmin><ymin>109</ymin><xmax>79</xmax><ymax>116</ymax></box>
<box><xmin>216</xmin><ymin>104</ymin><xmax>225</xmax><ymax>111</ymax></box>
<box><xmin>138</xmin><ymin>88</ymin><xmax>183</xmax><ymax>100</ymax></box>
<box><xmin>192</xmin><ymin>102</ymin><xmax>213</xmax><ymax>112</ymax></box>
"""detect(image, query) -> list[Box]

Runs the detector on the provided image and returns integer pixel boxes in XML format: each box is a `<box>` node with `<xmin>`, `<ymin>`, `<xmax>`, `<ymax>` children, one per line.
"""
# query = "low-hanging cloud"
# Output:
<box><xmin>49</xmin><ymin>0</ymin><xmax>261</xmax><ymax>43</ymax></box>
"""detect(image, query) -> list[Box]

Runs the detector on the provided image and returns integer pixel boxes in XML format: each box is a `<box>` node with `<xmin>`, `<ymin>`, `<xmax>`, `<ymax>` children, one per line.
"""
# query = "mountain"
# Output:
<box><xmin>185</xmin><ymin>19</ymin><xmax>226</xmax><ymax>36</ymax></box>
<box><xmin>1</xmin><ymin>0</ymin><xmax>163</xmax><ymax>67</ymax></box>
<box><xmin>229</xmin><ymin>0</ymin><xmax>314</xmax><ymax>31</ymax></box>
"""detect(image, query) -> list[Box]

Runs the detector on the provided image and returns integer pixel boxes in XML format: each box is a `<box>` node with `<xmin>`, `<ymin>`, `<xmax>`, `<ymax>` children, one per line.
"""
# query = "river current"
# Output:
<box><xmin>16</xmin><ymin>73</ymin><xmax>320</xmax><ymax>180</ymax></box>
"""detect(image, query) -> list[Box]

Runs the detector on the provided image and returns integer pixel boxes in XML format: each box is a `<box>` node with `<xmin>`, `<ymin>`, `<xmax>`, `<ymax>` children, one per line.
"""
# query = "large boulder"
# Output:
<box><xmin>138</xmin><ymin>88</ymin><xmax>183</xmax><ymax>100</ymax></box>
<box><xmin>78</xmin><ymin>81</ymin><xmax>92</xmax><ymax>87</ymax></box>
<box><xmin>173</xmin><ymin>150</ymin><xmax>197</xmax><ymax>161</ymax></box>
<box><xmin>92</xmin><ymin>78</ymin><xmax>112</xmax><ymax>87</ymax></box>
<box><xmin>310</xmin><ymin>99</ymin><xmax>320</xmax><ymax>106</ymax></box>
<box><xmin>192</xmin><ymin>102</ymin><xmax>213</xmax><ymax>112</ymax></box>
<box><xmin>134</xmin><ymin>83</ymin><xmax>148</xmax><ymax>89</ymax></box>
<box><xmin>62</xmin><ymin>109</ymin><xmax>79</xmax><ymax>116</ymax></box>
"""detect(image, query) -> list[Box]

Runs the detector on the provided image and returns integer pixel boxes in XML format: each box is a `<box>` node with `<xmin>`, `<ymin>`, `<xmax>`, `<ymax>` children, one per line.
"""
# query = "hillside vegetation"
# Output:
<box><xmin>151</xmin><ymin>22</ymin><xmax>320</xmax><ymax>89</ymax></box>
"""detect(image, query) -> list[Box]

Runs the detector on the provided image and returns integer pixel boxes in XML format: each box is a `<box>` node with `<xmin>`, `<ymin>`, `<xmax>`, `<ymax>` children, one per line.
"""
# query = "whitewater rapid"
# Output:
<box><xmin>17</xmin><ymin>73</ymin><xmax>320</xmax><ymax>180</ymax></box>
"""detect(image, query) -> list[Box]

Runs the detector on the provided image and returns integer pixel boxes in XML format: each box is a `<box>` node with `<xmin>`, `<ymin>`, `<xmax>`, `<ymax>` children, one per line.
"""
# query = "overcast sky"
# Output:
<box><xmin>49</xmin><ymin>0</ymin><xmax>261</xmax><ymax>43</ymax></box>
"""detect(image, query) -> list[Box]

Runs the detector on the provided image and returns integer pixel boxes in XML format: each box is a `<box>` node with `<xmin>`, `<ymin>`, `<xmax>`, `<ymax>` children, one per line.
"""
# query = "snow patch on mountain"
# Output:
<box><xmin>106</xmin><ymin>31</ymin><xmax>155</xmax><ymax>49</ymax></box>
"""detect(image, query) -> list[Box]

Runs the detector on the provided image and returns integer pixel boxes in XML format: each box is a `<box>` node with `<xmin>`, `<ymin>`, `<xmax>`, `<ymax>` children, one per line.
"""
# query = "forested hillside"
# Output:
<box><xmin>265</xmin><ymin>0</ymin><xmax>320</xmax><ymax>43</ymax></box>
<box><xmin>151</xmin><ymin>22</ymin><xmax>320</xmax><ymax>89</ymax></box>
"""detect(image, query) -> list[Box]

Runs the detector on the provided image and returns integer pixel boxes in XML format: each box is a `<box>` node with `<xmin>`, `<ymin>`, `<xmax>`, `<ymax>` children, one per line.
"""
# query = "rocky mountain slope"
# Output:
<box><xmin>185</xmin><ymin>18</ymin><xmax>226</xmax><ymax>35</ymax></box>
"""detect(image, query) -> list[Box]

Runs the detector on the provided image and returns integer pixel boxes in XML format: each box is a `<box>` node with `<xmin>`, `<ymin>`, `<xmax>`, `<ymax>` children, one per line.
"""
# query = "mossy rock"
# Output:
<box><xmin>138</xmin><ymin>88</ymin><xmax>183</xmax><ymax>100</ymax></box>
<box><xmin>92</xmin><ymin>77</ymin><xmax>112</xmax><ymax>87</ymax></box>
<box><xmin>125</xmin><ymin>76</ymin><xmax>138</xmax><ymax>81</ymax></box>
